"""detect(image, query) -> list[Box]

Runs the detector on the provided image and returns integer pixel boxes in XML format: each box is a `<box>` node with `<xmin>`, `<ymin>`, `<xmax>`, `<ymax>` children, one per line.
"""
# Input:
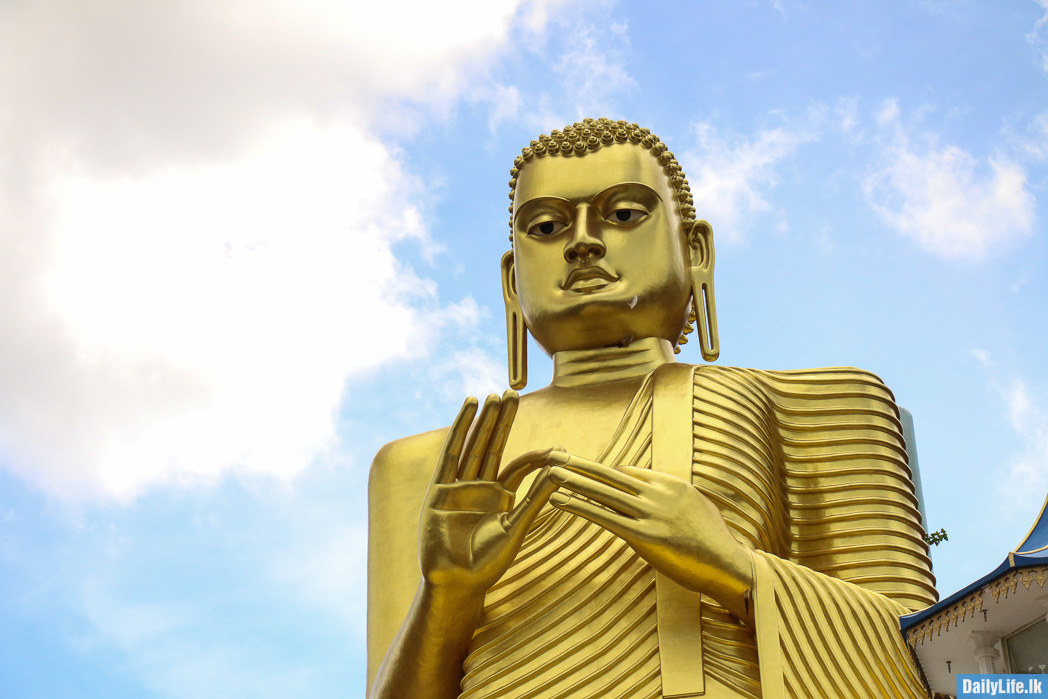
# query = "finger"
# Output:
<box><xmin>549</xmin><ymin>466</ymin><xmax>646</xmax><ymax>517</ymax></box>
<box><xmin>618</xmin><ymin>465</ymin><xmax>658</xmax><ymax>482</ymax></box>
<box><xmin>478</xmin><ymin>390</ymin><xmax>519</xmax><ymax>481</ymax></box>
<box><xmin>433</xmin><ymin>396</ymin><xmax>478</xmax><ymax>484</ymax></box>
<box><xmin>458</xmin><ymin>394</ymin><xmax>502</xmax><ymax>481</ymax></box>
<box><xmin>502</xmin><ymin>466</ymin><xmax>559</xmax><ymax>535</ymax></box>
<box><xmin>619</xmin><ymin>466</ymin><xmax>691</xmax><ymax>487</ymax></box>
<box><xmin>550</xmin><ymin>492</ymin><xmax>633</xmax><ymax>539</ymax></box>
<box><xmin>498</xmin><ymin>447</ymin><xmax>565</xmax><ymax>491</ymax></box>
<box><xmin>548</xmin><ymin>452</ymin><xmax>643</xmax><ymax>494</ymax></box>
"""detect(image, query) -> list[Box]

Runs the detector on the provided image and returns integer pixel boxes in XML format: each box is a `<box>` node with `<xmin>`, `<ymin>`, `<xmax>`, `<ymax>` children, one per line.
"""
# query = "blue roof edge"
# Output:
<box><xmin>901</xmin><ymin>490</ymin><xmax>1048</xmax><ymax>632</ymax></box>
<box><xmin>1014</xmin><ymin>492</ymin><xmax>1048</xmax><ymax>554</ymax></box>
<box><xmin>900</xmin><ymin>548</ymin><xmax>1048</xmax><ymax>631</ymax></box>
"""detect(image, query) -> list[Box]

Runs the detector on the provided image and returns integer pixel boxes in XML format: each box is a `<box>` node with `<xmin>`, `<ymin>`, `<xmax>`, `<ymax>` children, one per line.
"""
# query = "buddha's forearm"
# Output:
<box><xmin>368</xmin><ymin>582</ymin><xmax>484</xmax><ymax>699</ymax></box>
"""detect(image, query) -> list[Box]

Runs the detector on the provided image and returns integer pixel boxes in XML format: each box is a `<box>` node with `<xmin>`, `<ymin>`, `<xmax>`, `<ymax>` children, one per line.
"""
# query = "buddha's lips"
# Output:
<box><xmin>561</xmin><ymin>266</ymin><xmax>619</xmax><ymax>291</ymax></box>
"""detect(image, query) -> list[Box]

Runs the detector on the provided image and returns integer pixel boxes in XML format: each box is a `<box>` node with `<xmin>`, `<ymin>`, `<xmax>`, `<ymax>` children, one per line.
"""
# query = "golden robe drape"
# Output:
<box><xmin>459</xmin><ymin>365</ymin><xmax>937</xmax><ymax>699</ymax></box>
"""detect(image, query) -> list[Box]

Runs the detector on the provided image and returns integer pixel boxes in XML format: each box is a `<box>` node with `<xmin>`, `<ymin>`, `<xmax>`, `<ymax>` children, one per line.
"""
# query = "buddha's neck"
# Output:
<box><xmin>551</xmin><ymin>337</ymin><xmax>676</xmax><ymax>388</ymax></box>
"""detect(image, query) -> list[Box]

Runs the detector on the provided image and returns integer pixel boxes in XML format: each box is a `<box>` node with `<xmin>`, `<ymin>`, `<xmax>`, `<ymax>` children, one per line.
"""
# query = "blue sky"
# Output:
<box><xmin>2</xmin><ymin>0</ymin><xmax>1047</xmax><ymax>696</ymax></box>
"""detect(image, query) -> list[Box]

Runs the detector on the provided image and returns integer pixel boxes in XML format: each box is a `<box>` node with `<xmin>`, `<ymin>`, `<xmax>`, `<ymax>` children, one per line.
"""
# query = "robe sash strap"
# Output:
<box><xmin>651</xmin><ymin>363</ymin><xmax>706</xmax><ymax>698</ymax></box>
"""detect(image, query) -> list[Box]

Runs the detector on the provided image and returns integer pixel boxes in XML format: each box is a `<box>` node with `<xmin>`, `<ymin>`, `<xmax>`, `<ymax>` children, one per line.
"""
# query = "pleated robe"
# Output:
<box><xmin>458</xmin><ymin>365</ymin><xmax>937</xmax><ymax>699</ymax></box>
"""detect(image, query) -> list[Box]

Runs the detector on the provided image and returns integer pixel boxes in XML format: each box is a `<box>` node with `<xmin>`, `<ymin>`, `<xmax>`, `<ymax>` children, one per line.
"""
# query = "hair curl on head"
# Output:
<box><xmin>507</xmin><ymin>118</ymin><xmax>697</xmax><ymax>241</ymax></box>
<box><xmin>507</xmin><ymin>117</ymin><xmax>702</xmax><ymax>354</ymax></box>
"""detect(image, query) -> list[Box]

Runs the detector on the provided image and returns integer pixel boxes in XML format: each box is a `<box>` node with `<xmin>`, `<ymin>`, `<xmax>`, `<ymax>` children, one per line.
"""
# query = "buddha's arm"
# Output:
<box><xmin>740</xmin><ymin>367</ymin><xmax>936</xmax><ymax>697</ymax></box>
<box><xmin>366</xmin><ymin>429</ymin><xmax>446</xmax><ymax>690</ymax></box>
<box><xmin>367</xmin><ymin>393</ymin><xmax>562</xmax><ymax>699</ymax></box>
<box><xmin>757</xmin><ymin>367</ymin><xmax>938</xmax><ymax>611</ymax></box>
<box><xmin>369</xmin><ymin>581</ymin><xmax>487</xmax><ymax>699</ymax></box>
<box><xmin>750</xmin><ymin>551</ymin><xmax>930</xmax><ymax>698</ymax></box>
<box><xmin>742</xmin><ymin>483</ymin><xmax>933</xmax><ymax>698</ymax></box>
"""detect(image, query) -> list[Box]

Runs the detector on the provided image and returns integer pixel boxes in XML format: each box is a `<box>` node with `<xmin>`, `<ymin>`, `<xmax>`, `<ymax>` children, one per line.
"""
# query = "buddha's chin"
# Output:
<box><xmin>526</xmin><ymin>301</ymin><xmax>686</xmax><ymax>355</ymax></box>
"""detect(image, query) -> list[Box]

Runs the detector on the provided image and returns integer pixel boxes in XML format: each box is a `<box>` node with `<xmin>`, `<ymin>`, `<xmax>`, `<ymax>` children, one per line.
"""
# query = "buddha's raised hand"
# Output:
<box><xmin>419</xmin><ymin>391</ymin><xmax>561</xmax><ymax>597</ymax></box>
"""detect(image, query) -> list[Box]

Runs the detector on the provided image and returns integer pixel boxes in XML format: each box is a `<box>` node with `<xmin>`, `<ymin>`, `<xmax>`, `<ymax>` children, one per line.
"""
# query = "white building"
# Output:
<box><xmin>901</xmin><ymin>494</ymin><xmax>1048</xmax><ymax>696</ymax></box>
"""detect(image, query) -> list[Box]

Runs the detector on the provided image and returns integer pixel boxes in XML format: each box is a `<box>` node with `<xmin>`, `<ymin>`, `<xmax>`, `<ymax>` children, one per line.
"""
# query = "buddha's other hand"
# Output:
<box><xmin>548</xmin><ymin>455</ymin><xmax>755</xmax><ymax>623</ymax></box>
<box><xmin>419</xmin><ymin>391</ymin><xmax>563</xmax><ymax>597</ymax></box>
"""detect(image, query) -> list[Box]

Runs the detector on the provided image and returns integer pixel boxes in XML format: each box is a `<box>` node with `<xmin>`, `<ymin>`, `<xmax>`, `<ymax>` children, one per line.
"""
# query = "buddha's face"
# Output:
<box><xmin>508</xmin><ymin>143</ymin><xmax>696</xmax><ymax>355</ymax></box>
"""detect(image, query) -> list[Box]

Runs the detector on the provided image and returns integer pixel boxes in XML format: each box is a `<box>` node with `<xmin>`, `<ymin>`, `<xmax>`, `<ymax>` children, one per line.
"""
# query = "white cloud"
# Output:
<box><xmin>262</xmin><ymin>494</ymin><xmax>370</xmax><ymax>629</ymax></box>
<box><xmin>483</xmin><ymin>84</ymin><xmax>524</xmax><ymax>131</ymax></box>
<box><xmin>0</xmin><ymin>0</ymin><xmax>557</xmax><ymax>500</ymax></box>
<box><xmin>834</xmin><ymin>97</ymin><xmax>861</xmax><ymax>134</ymax></box>
<box><xmin>81</xmin><ymin>579</ymin><xmax>317</xmax><ymax>699</ymax></box>
<box><xmin>971</xmin><ymin>349</ymin><xmax>997</xmax><ymax>367</ymax></box>
<box><xmin>458</xmin><ymin>1</ymin><xmax>639</xmax><ymax>140</ymax></box>
<box><xmin>1005</xmin><ymin>109</ymin><xmax>1048</xmax><ymax>162</ymax></box>
<box><xmin>28</xmin><ymin>479</ymin><xmax>373</xmax><ymax>698</ymax></box>
<box><xmin>27</xmin><ymin>122</ymin><xmax>430</xmax><ymax>500</ymax></box>
<box><xmin>681</xmin><ymin>120</ymin><xmax>816</xmax><ymax>242</ymax></box>
<box><xmin>1001</xmin><ymin>380</ymin><xmax>1048</xmax><ymax>496</ymax></box>
<box><xmin>436</xmin><ymin>349</ymin><xmax>507</xmax><ymax>400</ymax></box>
<box><xmin>1008</xmin><ymin>380</ymin><xmax>1035</xmax><ymax>431</ymax></box>
<box><xmin>552</xmin><ymin>20</ymin><xmax>636</xmax><ymax>121</ymax></box>
<box><xmin>517</xmin><ymin>0</ymin><xmax>578</xmax><ymax>32</ymax></box>
<box><xmin>864</xmin><ymin>105</ymin><xmax>1035</xmax><ymax>261</ymax></box>
<box><xmin>1028</xmin><ymin>0</ymin><xmax>1048</xmax><ymax>74</ymax></box>
<box><xmin>875</xmin><ymin>98</ymin><xmax>901</xmax><ymax>127</ymax></box>
<box><xmin>0</xmin><ymin>0</ymin><xmax>526</xmax><ymax>171</ymax></box>
<box><xmin>82</xmin><ymin>581</ymin><xmax>186</xmax><ymax>647</ymax></box>
<box><xmin>410</xmin><ymin>298</ymin><xmax>505</xmax><ymax>400</ymax></box>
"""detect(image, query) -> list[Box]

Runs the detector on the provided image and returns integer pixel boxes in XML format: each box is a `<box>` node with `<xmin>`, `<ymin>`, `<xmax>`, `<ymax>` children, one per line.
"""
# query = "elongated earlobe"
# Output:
<box><xmin>688</xmin><ymin>220</ymin><xmax>720</xmax><ymax>362</ymax></box>
<box><xmin>501</xmin><ymin>252</ymin><xmax>528</xmax><ymax>389</ymax></box>
<box><xmin>691</xmin><ymin>280</ymin><xmax>719</xmax><ymax>361</ymax></box>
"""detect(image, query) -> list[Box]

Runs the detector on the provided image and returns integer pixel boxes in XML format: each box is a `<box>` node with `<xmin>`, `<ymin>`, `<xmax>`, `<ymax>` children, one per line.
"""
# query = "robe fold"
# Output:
<box><xmin>458</xmin><ymin>365</ymin><xmax>936</xmax><ymax>699</ymax></box>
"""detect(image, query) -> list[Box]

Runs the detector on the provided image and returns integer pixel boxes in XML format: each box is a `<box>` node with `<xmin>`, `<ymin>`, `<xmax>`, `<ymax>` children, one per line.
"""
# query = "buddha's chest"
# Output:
<box><xmin>499</xmin><ymin>381</ymin><xmax>643</xmax><ymax>469</ymax></box>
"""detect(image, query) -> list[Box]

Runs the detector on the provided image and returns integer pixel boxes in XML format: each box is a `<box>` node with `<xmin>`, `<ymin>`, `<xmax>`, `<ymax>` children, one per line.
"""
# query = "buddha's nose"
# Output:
<box><xmin>563</xmin><ymin>206</ymin><xmax>606</xmax><ymax>263</ymax></box>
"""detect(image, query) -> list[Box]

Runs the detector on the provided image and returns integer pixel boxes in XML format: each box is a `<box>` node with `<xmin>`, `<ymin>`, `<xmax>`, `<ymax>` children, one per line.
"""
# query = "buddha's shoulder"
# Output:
<box><xmin>369</xmin><ymin>426</ymin><xmax>449</xmax><ymax>485</ymax></box>
<box><xmin>691</xmin><ymin>364</ymin><xmax>897</xmax><ymax>400</ymax></box>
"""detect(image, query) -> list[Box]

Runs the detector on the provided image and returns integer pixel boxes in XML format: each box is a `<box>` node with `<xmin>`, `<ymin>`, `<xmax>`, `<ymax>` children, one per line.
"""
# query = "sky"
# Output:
<box><xmin>1</xmin><ymin>0</ymin><xmax>1047</xmax><ymax>696</ymax></box>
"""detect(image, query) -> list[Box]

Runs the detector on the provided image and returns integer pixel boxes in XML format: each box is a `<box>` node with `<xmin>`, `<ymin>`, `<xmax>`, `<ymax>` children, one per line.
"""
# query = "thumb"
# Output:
<box><xmin>498</xmin><ymin>447</ymin><xmax>566</xmax><ymax>491</ymax></box>
<box><xmin>501</xmin><ymin>467</ymin><xmax>559</xmax><ymax>537</ymax></box>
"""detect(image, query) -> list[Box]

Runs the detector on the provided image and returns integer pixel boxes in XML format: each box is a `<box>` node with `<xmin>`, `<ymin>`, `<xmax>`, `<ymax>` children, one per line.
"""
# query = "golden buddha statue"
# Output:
<box><xmin>367</xmin><ymin>119</ymin><xmax>937</xmax><ymax>699</ymax></box>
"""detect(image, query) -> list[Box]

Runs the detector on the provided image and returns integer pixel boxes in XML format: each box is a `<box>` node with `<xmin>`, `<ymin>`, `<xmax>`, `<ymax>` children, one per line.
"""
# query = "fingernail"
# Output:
<box><xmin>549</xmin><ymin>467</ymin><xmax>566</xmax><ymax>483</ymax></box>
<box><xmin>548</xmin><ymin>450</ymin><xmax>568</xmax><ymax>465</ymax></box>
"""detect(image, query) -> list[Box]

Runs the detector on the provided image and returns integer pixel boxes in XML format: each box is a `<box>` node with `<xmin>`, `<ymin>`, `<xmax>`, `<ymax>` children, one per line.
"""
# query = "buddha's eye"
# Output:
<box><xmin>607</xmin><ymin>208</ymin><xmax>647</xmax><ymax>224</ymax></box>
<box><xmin>527</xmin><ymin>220</ymin><xmax>567</xmax><ymax>237</ymax></box>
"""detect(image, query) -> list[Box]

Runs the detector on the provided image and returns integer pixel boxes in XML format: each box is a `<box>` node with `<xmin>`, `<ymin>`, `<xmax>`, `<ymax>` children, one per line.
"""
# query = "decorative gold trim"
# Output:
<box><xmin>1011</xmin><ymin>492</ymin><xmax>1048</xmax><ymax>555</ymax></box>
<box><xmin>906</xmin><ymin>565</ymin><xmax>1048</xmax><ymax>649</ymax></box>
<box><xmin>987</xmin><ymin>572</ymin><xmax>1020</xmax><ymax>602</ymax></box>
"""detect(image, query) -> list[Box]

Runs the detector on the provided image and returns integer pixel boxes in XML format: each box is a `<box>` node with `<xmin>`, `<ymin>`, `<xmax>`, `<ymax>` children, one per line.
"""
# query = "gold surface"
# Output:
<box><xmin>367</xmin><ymin>119</ymin><xmax>937</xmax><ymax>698</ymax></box>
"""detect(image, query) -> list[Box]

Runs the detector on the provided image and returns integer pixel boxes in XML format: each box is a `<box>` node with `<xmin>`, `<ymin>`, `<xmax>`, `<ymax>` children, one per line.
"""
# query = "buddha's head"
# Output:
<box><xmin>501</xmin><ymin>119</ymin><xmax>719</xmax><ymax>389</ymax></box>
